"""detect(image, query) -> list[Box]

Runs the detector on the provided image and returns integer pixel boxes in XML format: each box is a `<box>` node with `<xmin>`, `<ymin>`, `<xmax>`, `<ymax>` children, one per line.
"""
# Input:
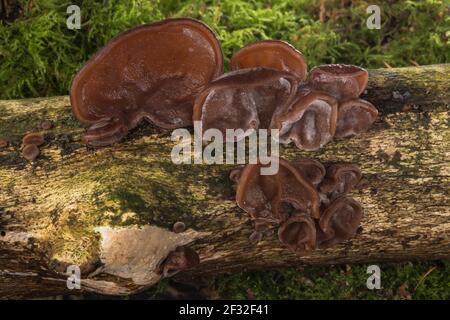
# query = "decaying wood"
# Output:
<box><xmin>0</xmin><ymin>64</ymin><xmax>449</xmax><ymax>298</ymax></box>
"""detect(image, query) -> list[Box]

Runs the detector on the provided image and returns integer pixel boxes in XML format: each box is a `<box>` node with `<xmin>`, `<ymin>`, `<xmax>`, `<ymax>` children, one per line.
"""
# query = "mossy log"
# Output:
<box><xmin>0</xmin><ymin>64</ymin><xmax>449</xmax><ymax>298</ymax></box>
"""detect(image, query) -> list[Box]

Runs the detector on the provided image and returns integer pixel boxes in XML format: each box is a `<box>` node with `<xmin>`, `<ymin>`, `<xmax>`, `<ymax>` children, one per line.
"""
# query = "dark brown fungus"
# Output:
<box><xmin>173</xmin><ymin>221</ymin><xmax>186</xmax><ymax>233</ymax></box>
<box><xmin>271</xmin><ymin>90</ymin><xmax>338</xmax><ymax>150</ymax></box>
<box><xmin>193</xmin><ymin>68</ymin><xmax>299</xmax><ymax>141</ymax></box>
<box><xmin>82</xmin><ymin>117</ymin><xmax>128</xmax><ymax>147</ymax></box>
<box><xmin>159</xmin><ymin>246</ymin><xmax>200</xmax><ymax>278</ymax></box>
<box><xmin>278</xmin><ymin>214</ymin><xmax>316</xmax><ymax>255</ymax></box>
<box><xmin>22</xmin><ymin>144</ymin><xmax>40</xmax><ymax>161</ymax></box>
<box><xmin>232</xmin><ymin>158</ymin><xmax>365</xmax><ymax>255</ymax></box>
<box><xmin>230</xmin><ymin>40</ymin><xmax>308</xmax><ymax>81</ymax></box>
<box><xmin>235</xmin><ymin>161</ymin><xmax>282</xmax><ymax>230</ymax></box>
<box><xmin>40</xmin><ymin>120</ymin><xmax>54</xmax><ymax>130</ymax></box>
<box><xmin>320</xmin><ymin>164</ymin><xmax>362</xmax><ymax>197</ymax></box>
<box><xmin>291</xmin><ymin>159</ymin><xmax>326</xmax><ymax>187</ymax></box>
<box><xmin>0</xmin><ymin>139</ymin><xmax>8</xmax><ymax>148</ymax></box>
<box><xmin>70</xmin><ymin>18</ymin><xmax>223</xmax><ymax>146</ymax></box>
<box><xmin>22</xmin><ymin>132</ymin><xmax>45</xmax><ymax>147</ymax></box>
<box><xmin>276</xmin><ymin>159</ymin><xmax>321</xmax><ymax>219</ymax></box>
<box><xmin>308</xmin><ymin>64</ymin><xmax>368</xmax><ymax>100</ymax></box>
<box><xmin>234</xmin><ymin>158</ymin><xmax>320</xmax><ymax>231</ymax></box>
<box><xmin>317</xmin><ymin>196</ymin><xmax>363</xmax><ymax>248</ymax></box>
<box><xmin>335</xmin><ymin>99</ymin><xmax>378</xmax><ymax>138</ymax></box>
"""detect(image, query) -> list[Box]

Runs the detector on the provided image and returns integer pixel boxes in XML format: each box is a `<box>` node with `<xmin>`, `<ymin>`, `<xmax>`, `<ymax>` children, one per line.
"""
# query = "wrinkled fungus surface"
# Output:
<box><xmin>308</xmin><ymin>64</ymin><xmax>368</xmax><ymax>100</ymax></box>
<box><xmin>231</xmin><ymin>157</ymin><xmax>365</xmax><ymax>255</ymax></box>
<box><xmin>193</xmin><ymin>68</ymin><xmax>299</xmax><ymax>141</ymax></box>
<box><xmin>70</xmin><ymin>20</ymin><xmax>377</xmax><ymax>150</ymax></box>
<box><xmin>71</xmin><ymin>18</ymin><xmax>223</xmax><ymax>146</ymax></box>
<box><xmin>271</xmin><ymin>89</ymin><xmax>338</xmax><ymax>150</ymax></box>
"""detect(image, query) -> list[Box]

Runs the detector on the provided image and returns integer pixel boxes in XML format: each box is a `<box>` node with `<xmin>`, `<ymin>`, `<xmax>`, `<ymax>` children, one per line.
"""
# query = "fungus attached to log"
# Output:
<box><xmin>290</xmin><ymin>159</ymin><xmax>326</xmax><ymax>187</ymax></box>
<box><xmin>230</xmin><ymin>40</ymin><xmax>308</xmax><ymax>81</ymax></box>
<box><xmin>335</xmin><ymin>99</ymin><xmax>379</xmax><ymax>138</ymax></box>
<box><xmin>319</xmin><ymin>164</ymin><xmax>362</xmax><ymax>197</ymax></box>
<box><xmin>235</xmin><ymin>161</ymin><xmax>282</xmax><ymax>231</ymax></box>
<box><xmin>22</xmin><ymin>133</ymin><xmax>45</xmax><ymax>146</ymax></box>
<box><xmin>22</xmin><ymin>144</ymin><xmax>40</xmax><ymax>161</ymax></box>
<box><xmin>278</xmin><ymin>214</ymin><xmax>316</xmax><ymax>255</ymax></box>
<box><xmin>193</xmin><ymin>68</ymin><xmax>299</xmax><ymax>141</ymax></box>
<box><xmin>231</xmin><ymin>157</ymin><xmax>366</xmax><ymax>254</ymax></box>
<box><xmin>308</xmin><ymin>64</ymin><xmax>369</xmax><ymax>100</ymax></box>
<box><xmin>317</xmin><ymin>196</ymin><xmax>363</xmax><ymax>248</ymax></box>
<box><xmin>271</xmin><ymin>90</ymin><xmax>338</xmax><ymax>150</ymax></box>
<box><xmin>158</xmin><ymin>246</ymin><xmax>200</xmax><ymax>278</ymax></box>
<box><xmin>70</xmin><ymin>18</ymin><xmax>223</xmax><ymax>147</ymax></box>
<box><xmin>276</xmin><ymin>159</ymin><xmax>321</xmax><ymax>219</ymax></box>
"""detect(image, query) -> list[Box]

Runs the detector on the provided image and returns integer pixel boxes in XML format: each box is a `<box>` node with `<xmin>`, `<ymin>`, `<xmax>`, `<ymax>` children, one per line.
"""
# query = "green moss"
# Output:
<box><xmin>208</xmin><ymin>261</ymin><xmax>450</xmax><ymax>300</ymax></box>
<box><xmin>1</xmin><ymin>0</ymin><xmax>448</xmax><ymax>99</ymax></box>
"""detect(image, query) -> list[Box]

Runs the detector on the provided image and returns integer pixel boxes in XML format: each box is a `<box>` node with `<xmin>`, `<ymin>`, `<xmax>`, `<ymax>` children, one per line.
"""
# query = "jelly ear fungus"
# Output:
<box><xmin>192</xmin><ymin>68</ymin><xmax>299</xmax><ymax>142</ymax></box>
<box><xmin>231</xmin><ymin>157</ymin><xmax>366</xmax><ymax>255</ymax></box>
<box><xmin>308</xmin><ymin>64</ymin><xmax>369</xmax><ymax>100</ymax></box>
<box><xmin>270</xmin><ymin>89</ymin><xmax>338</xmax><ymax>151</ymax></box>
<box><xmin>230</xmin><ymin>40</ymin><xmax>308</xmax><ymax>81</ymax></box>
<box><xmin>70</xmin><ymin>18</ymin><xmax>223</xmax><ymax>147</ymax></box>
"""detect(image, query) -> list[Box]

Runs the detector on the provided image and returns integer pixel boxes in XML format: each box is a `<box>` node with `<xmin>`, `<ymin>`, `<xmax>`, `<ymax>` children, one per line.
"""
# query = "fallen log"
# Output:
<box><xmin>0</xmin><ymin>64</ymin><xmax>449</xmax><ymax>298</ymax></box>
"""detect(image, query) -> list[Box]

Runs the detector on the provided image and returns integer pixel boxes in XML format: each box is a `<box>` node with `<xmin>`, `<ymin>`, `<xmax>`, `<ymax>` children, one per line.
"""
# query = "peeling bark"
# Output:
<box><xmin>0</xmin><ymin>65</ymin><xmax>449</xmax><ymax>298</ymax></box>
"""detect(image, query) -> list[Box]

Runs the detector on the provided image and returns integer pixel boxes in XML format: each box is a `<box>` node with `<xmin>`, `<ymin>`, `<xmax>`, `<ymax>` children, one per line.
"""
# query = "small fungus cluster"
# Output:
<box><xmin>230</xmin><ymin>157</ymin><xmax>365</xmax><ymax>255</ymax></box>
<box><xmin>197</xmin><ymin>40</ymin><xmax>378</xmax><ymax>150</ymax></box>
<box><xmin>21</xmin><ymin>132</ymin><xmax>45</xmax><ymax>161</ymax></box>
<box><xmin>71</xmin><ymin>19</ymin><xmax>377</xmax><ymax>149</ymax></box>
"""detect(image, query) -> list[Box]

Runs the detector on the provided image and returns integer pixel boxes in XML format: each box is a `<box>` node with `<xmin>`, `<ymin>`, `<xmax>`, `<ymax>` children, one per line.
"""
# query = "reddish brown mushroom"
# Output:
<box><xmin>22</xmin><ymin>132</ymin><xmax>45</xmax><ymax>147</ymax></box>
<box><xmin>230</xmin><ymin>40</ymin><xmax>308</xmax><ymax>81</ymax></box>
<box><xmin>290</xmin><ymin>159</ymin><xmax>326</xmax><ymax>187</ymax></box>
<box><xmin>70</xmin><ymin>18</ymin><xmax>223</xmax><ymax>146</ymax></box>
<box><xmin>308</xmin><ymin>64</ymin><xmax>368</xmax><ymax>100</ymax></box>
<box><xmin>335</xmin><ymin>99</ymin><xmax>378</xmax><ymax>138</ymax></box>
<box><xmin>275</xmin><ymin>158</ymin><xmax>321</xmax><ymax>219</ymax></box>
<box><xmin>193</xmin><ymin>68</ymin><xmax>299</xmax><ymax>141</ymax></box>
<box><xmin>270</xmin><ymin>89</ymin><xmax>338</xmax><ymax>150</ymax></box>
<box><xmin>278</xmin><ymin>214</ymin><xmax>316</xmax><ymax>255</ymax></box>
<box><xmin>22</xmin><ymin>144</ymin><xmax>40</xmax><ymax>161</ymax></box>
<box><xmin>231</xmin><ymin>158</ymin><xmax>365</xmax><ymax>254</ymax></box>
<box><xmin>317</xmin><ymin>196</ymin><xmax>363</xmax><ymax>248</ymax></box>
<box><xmin>158</xmin><ymin>246</ymin><xmax>200</xmax><ymax>278</ymax></box>
<box><xmin>233</xmin><ymin>158</ymin><xmax>320</xmax><ymax>231</ymax></box>
<box><xmin>319</xmin><ymin>164</ymin><xmax>362</xmax><ymax>197</ymax></box>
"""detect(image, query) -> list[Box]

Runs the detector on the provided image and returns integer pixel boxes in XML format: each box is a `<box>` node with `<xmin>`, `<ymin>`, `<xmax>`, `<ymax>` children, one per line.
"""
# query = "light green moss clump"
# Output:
<box><xmin>1</xmin><ymin>0</ymin><xmax>449</xmax><ymax>99</ymax></box>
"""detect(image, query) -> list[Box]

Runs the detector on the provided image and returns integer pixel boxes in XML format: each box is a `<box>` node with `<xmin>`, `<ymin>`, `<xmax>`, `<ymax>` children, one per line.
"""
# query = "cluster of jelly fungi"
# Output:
<box><xmin>231</xmin><ymin>157</ymin><xmax>364</xmax><ymax>255</ymax></box>
<box><xmin>21</xmin><ymin>132</ymin><xmax>45</xmax><ymax>161</ymax></box>
<box><xmin>156</xmin><ymin>246</ymin><xmax>200</xmax><ymax>278</ymax></box>
<box><xmin>196</xmin><ymin>40</ymin><xmax>378</xmax><ymax>150</ymax></box>
<box><xmin>71</xmin><ymin>19</ymin><xmax>377</xmax><ymax>149</ymax></box>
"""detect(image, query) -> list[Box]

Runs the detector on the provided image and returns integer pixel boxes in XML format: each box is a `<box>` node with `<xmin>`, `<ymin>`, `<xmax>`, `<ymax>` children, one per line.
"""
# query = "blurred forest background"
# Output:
<box><xmin>0</xmin><ymin>0</ymin><xmax>449</xmax><ymax>299</ymax></box>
